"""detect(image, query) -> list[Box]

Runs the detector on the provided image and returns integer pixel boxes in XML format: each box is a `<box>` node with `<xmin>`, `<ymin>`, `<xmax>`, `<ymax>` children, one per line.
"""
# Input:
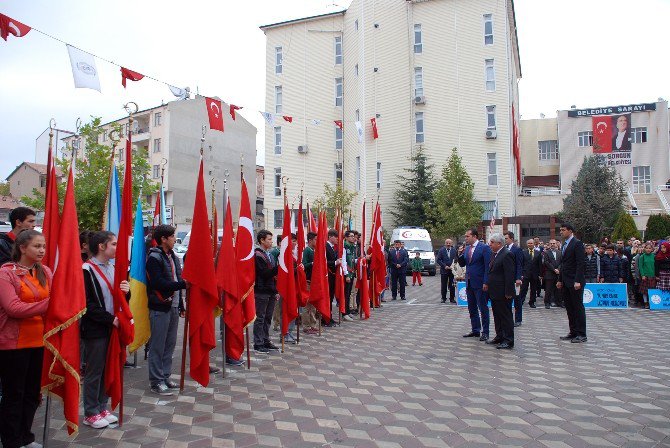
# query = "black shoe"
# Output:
<box><xmin>486</xmin><ymin>338</ymin><xmax>503</xmax><ymax>345</ymax></box>
<box><xmin>226</xmin><ymin>357</ymin><xmax>244</xmax><ymax>366</ymax></box>
<box><xmin>392</xmin><ymin>297</ymin><xmax>397</xmax><ymax>301</ymax></box>
<box><xmin>209</xmin><ymin>365</ymin><xmax>221</xmax><ymax>374</ymax></box>
<box><xmin>559</xmin><ymin>334</ymin><xmax>576</xmax><ymax>341</ymax></box>
<box><xmin>550</xmin><ymin>303</ymin><xmax>558</xmax><ymax>308</ymax></box>
<box><xmin>557</xmin><ymin>304</ymin><xmax>565</xmax><ymax>308</ymax></box>
<box><xmin>449</xmin><ymin>299</ymin><xmax>456</xmax><ymax>303</ymax></box>
<box><xmin>254</xmin><ymin>345</ymin><xmax>269</xmax><ymax>354</ymax></box>
<box><xmin>441</xmin><ymin>299</ymin><xmax>446</xmax><ymax>303</ymax></box>
<box><xmin>514</xmin><ymin>322</ymin><xmax>522</xmax><ymax>327</ymax></box>
<box><xmin>545</xmin><ymin>304</ymin><xmax>551</xmax><ymax>309</ymax></box>
<box><xmin>479</xmin><ymin>334</ymin><xmax>489</xmax><ymax>341</ymax></box>
<box><xmin>401</xmin><ymin>297</ymin><xmax>406</xmax><ymax>301</ymax></box>
<box><xmin>165</xmin><ymin>380</ymin><xmax>180</xmax><ymax>390</ymax></box>
<box><xmin>265</xmin><ymin>342</ymin><xmax>280</xmax><ymax>351</ymax></box>
<box><xmin>496</xmin><ymin>342</ymin><xmax>513</xmax><ymax>349</ymax></box>
<box><xmin>463</xmin><ymin>332</ymin><xmax>480</xmax><ymax>338</ymax></box>
<box><xmin>529</xmin><ymin>303</ymin><xmax>536</xmax><ymax>308</ymax></box>
<box><xmin>570</xmin><ymin>336</ymin><xmax>587</xmax><ymax>343</ymax></box>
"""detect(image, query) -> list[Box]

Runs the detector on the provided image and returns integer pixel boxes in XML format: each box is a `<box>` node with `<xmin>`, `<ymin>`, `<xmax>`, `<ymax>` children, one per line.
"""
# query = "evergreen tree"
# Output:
<box><xmin>388</xmin><ymin>147</ymin><xmax>435</xmax><ymax>228</ymax></box>
<box><xmin>611</xmin><ymin>211</ymin><xmax>640</xmax><ymax>241</ymax></box>
<box><xmin>645</xmin><ymin>214</ymin><xmax>670</xmax><ymax>240</ymax></box>
<box><xmin>427</xmin><ymin>148</ymin><xmax>483</xmax><ymax>240</ymax></box>
<box><xmin>561</xmin><ymin>155</ymin><xmax>626</xmax><ymax>243</ymax></box>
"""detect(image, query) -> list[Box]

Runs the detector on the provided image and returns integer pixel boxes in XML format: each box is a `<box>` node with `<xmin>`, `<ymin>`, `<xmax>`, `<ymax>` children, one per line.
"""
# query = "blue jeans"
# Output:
<box><xmin>466</xmin><ymin>284</ymin><xmax>489</xmax><ymax>335</ymax></box>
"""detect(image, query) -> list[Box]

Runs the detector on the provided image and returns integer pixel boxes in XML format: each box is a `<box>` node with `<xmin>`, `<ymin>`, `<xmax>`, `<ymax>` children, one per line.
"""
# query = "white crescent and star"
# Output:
<box><xmin>209</xmin><ymin>101</ymin><xmax>220</xmax><ymax>118</ymax></box>
<box><xmin>596</xmin><ymin>121</ymin><xmax>608</xmax><ymax>134</ymax></box>
<box><xmin>238</xmin><ymin>217</ymin><xmax>254</xmax><ymax>261</ymax></box>
<box><xmin>279</xmin><ymin>237</ymin><xmax>289</xmax><ymax>273</ymax></box>
<box><xmin>8</xmin><ymin>22</ymin><xmax>23</xmax><ymax>36</ymax></box>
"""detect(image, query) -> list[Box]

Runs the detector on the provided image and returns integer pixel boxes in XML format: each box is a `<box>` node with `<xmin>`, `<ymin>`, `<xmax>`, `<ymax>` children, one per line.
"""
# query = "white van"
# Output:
<box><xmin>390</xmin><ymin>227</ymin><xmax>436</xmax><ymax>276</ymax></box>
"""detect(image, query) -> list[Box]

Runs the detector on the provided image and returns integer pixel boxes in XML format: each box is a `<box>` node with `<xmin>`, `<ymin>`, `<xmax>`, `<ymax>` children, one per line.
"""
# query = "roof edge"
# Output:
<box><xmin>260</xmin><ymin>10</ymin><xmax>346</xmax><ymax>31</ymax></box>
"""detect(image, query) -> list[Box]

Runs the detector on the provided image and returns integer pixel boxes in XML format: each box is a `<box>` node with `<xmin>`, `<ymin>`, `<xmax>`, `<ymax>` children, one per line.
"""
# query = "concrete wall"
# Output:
<box><xmin>7</xmin><ymin>164</ymin><xmax>43</xmax><ymax>199</ymax></box>
<box><xmin>519</xmin><ymin>118</ymin><xmax>559</xmax><ymax>177</ymax></box>
<box><xmin>516</xmin><ymin>194</ymin><xmax>564</xmax><ymax>216</ymax></box>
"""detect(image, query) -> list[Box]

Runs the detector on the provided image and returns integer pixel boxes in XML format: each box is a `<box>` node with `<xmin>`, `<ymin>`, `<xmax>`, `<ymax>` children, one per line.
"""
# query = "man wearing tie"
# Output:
<box><xmin>520</xmin><ymin>239</ymin><xmax>539</xmax><ymax>309</ymax></box>
<box><xmin>542</xmin><ymin>239</ymin><xmax>562</xmax><ymax>309</ymax></box>
<box><xmin>458</xmin><ymin>228</ymin><xmax>492</xmax><ymax>341</ymax></box>
<box><xmin>388</xmin><ymin>240</ymin><xmax>409</xmax><ymax>300</ymax></box>
<box><xmin>436</xmin><ymin>238</ymin><xmax>457</xmax><ymax>303</ymax></box>
<box><xmin>556</xmin><ymin>223</ymin><xmax>587</xmax><ymax>343</ymax></box>
<box><xmin>484</xmin><ymin>233</ymin><xmax>516</xmax><ymax>349</ymax></box>
<box><xmin>504</xmin><ymin>232</ymin><xmax>524</xmax><ymax>326</ymax></box>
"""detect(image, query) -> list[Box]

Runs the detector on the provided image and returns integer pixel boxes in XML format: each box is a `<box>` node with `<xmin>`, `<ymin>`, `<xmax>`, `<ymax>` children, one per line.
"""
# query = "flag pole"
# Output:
<box><xmin>280</xmin><ymin>177</ymin><xmax>288</xmax><ymax>354</ymax></box>
<box><xmin>220</xmin><ymin>175</ymin><xmax>228</xmax><ymax>378</ymax></box>
<box><xmin>241</xmin><ymin>156</ymin><xmax>252</xmax><ymax>370</ymax></box>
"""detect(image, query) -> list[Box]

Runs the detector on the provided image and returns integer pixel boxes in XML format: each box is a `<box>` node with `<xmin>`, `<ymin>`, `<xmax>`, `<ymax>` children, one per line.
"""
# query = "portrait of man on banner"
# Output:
<box><xmin>611</xmin><ymin>114</ymin><xmax>632</xmax><ymax>152</ymax></box>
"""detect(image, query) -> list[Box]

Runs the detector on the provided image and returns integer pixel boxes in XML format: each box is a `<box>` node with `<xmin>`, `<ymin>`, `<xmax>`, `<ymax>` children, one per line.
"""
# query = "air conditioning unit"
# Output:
<box><xmin>485</xmin><ymin>129</ymin><xmax>497</xmax><ymax>139</ymax></box>
<box><xmin>414</xmin><ymin>96</ymin><xmax>426</xmax><ymax>105</ymax></box>
<box><xmin>297</xmin><ymin>145</ymin><xmax>309</xmax><ymax>154</ymax></box>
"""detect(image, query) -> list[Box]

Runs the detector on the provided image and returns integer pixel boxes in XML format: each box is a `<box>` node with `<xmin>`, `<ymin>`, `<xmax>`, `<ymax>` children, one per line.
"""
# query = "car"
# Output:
<box><xmin>0</xmin><ymin>221</ymin><xmax>11</xmax><ymax>233</ymax></box>
<box><xmin>391</xmin><ymin>226</ymin><xmax>436</xmax><ymax>276</ymax></box>
<box><xmin>173</xmin><ymin>244</ymin><xmax>187</xmax><ymax>267</ymax></box>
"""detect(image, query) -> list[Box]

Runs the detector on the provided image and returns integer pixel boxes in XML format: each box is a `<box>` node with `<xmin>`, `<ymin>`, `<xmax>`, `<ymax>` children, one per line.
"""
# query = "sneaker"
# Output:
<box><xmin>304</xmin><ymin>327</ymin><xmax>319</xmax><ymax>335</ymax></box>
<box><xmin>100</xmin><ymin>409</ymin><xmax>118</xmax><ymax>424</ymax></box>
<box><xmin>209</xmin><ymin>365</ymin><xmax>221</xmax><ymax>374</ymax></box>
<box><xmin>342</xmin><ymin>314</ymin><xmax>353</xmax><ymax>321</ymax></box>
<box><xmin>226</xmin><ymin>356</ymin><xmax>245</xmax><ymax>366</ymax></box>
<box><xmin>254</xmin><ymin>345</ymin><xmax>270</xmax><ymax>354</ymax></box>
<box><xmin>165</xmin><ymin>381</ymin><xmax>180</xmax><ymax>390</ymax></box>
<box><xmin>265</xmin><ymin>341</ymin><xmax>280</xmax><ymax>351</ymax></box>
<box><xmin>151</xmin><ymin>383</ymin><xmax>173</xmax><ymax>396</ymax></box>
<box><xmin>84</xmin><ymin>413</ymin><xmax>110</xmax><ymax>429</ymax></box>
<box><xmin>284</xmin><ymin>333</ymin><xmax>297</xmax><ymax>344</ymax></box>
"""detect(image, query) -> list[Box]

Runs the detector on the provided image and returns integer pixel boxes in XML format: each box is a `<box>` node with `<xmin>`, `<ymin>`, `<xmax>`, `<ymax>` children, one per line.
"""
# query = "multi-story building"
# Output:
<box><xmin>56</xmin><ymin>96</ymin><xmax>258</xmax><ymax>232</ymax></box>
<box><xmin>5</xmin><ymin>162</ymin><xmax>63</xmax><ymax>200</ymax></box>
<box><xmin>260</xmin><ymin>0</ymin><xmax>522</xmax><ymax>235</ymax></box>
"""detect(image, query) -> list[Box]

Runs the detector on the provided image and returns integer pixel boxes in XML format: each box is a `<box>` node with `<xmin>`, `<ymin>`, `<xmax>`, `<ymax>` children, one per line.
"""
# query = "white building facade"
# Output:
<box><xmin>261</xmin><ymin>0</ymin><xmax>522</xmax><ymax>235</ymax></box>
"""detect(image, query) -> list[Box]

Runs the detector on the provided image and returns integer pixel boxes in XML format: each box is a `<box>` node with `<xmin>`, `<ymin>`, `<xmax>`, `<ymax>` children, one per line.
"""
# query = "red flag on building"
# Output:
<box><xmin>357</xmin><ymin>200</ymin><xmax>370</xmax><ymax>319</ymax></box>
<box><xmin>334</xmin><ymin>120</ymin><xmax>343</xmax><ymax>130</ymax></box>
<box><xmin>592</xmin><ymin>115</ymin><xmax>613</xmax><ymax>153</ymax></box>
<box><xmin>0</xmin><ymin>13</ymin><xmax>31</xmax><ymax>41</ymax></box>
<box><xmin>237</xmin><ymin>178</ymin><xmax>256</xmax><ymax>328</ymax></box>
<box><xmin>307</xmin><ymin>203</ymin><xmax>318</xmax><ymax>233</ymax></box>
<box><xmin>277</xmin><ymin>203</ymin><xmax>298</xmax><ymax>335</ymax></box>
<box><xmin>296</xmin><ymin>196</ymin><xmax>309</xmax><ymax>307</ymax></box>
<box><xmin>512</xmin><ymin>105</ymin><xmax>522</xmax><ymax>185</ymax></box>
<box><xmin>41</xmin><ymin>167</ymin><xmax>86</xmax><ymax>435</ymax></box>
<box><xmin>217</xmin><ymin>198</ymin><xmax>244</xmax><ymax>360</ymax></box>
<box><xmin>182</xmin><ymin>158</ymin><xmax>219</xmax><ymax>387</ymax></box>
<box><xmin>205</xmin><ymin>97</ymin><xmax>225</xmax><ymax>132</ymax></box>
<box><xmin>371</xmin><ymin>118</ymin><xmax>379</xmax><ymax>139</ymax></box>
<box><xmin>283</xmin><ymin>116</ymin><xmax>293</xmax><ymax>123</ymax></box>
<box><xmin>120</xmin><ymin>67</ymin><xmax>144</xmax><ymax>88</ymax></box>
<box><xmin>42</xmin><ymin>146</ymin><xmax>60</xmax><ymax>270</ymax></box>
<box><xmin>230</xmin><ymin>104</ymin><xmax>242</xmax><ymax>120</ymax></box>
<box><xmin>310</xmin><ymin>211</ymin><xmax>331</xmax><ymax>323</ymax></box>
<box><xmin>334</xmin><ymin>211</ymin><xmax>346</xmax><ymax>314</ymax></box>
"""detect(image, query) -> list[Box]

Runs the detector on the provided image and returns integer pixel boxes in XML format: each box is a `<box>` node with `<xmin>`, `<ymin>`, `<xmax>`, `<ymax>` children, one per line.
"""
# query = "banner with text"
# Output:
<box><xmin>583</xmin><ymin>283</ymin><xmax>628</xmax><ymax>309</ymax></box>
<box><xmin>648</xmin><ymin>289</ymin><xmax>670</xmax><ymax>311</ymax></box>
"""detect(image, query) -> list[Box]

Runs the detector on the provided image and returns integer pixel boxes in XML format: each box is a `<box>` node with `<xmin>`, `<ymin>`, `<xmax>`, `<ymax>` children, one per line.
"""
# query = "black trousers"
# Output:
<box><xmin>491</xmin><ymin>298</ymin><xmax>514</xmax><ymax>344</ymax></box>
<box><xmin>0</xmin><ymin>347</ymin><xmax>43</xmax><ymax>448</ymax></box>
<box><xmin>563</xmin><ymin>285</ymin><xmax>587</xmax><ymax>337</ymax></box>
<box><xmin>344</xmin><ymin>280</ymin><xmax>353</xmax><ymax>314</ymax></box>
<box><xmin>440</xmin><ymin>272</ymin><xmax>455</xmax><ymax>300</ymax></box>
<box><xmin>544</xmin><ymin>278</ymin><xmax>563</xmax><ymax>305</ymax></box>
<box><xmin>390</xmin><ymin>270</ymin><xmax>406</xmax><ymax>299</ymax></box>
<box><xmin>521</xmin><ymin>276</ymin><xmax>537</xmax><ymax>305</ymax></box>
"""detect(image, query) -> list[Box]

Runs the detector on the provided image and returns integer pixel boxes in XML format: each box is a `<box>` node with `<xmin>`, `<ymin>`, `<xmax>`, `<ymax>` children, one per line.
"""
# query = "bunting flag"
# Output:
<box><xmin>277</xmin><ymin>202</ymin><xmax>298</xmax><ymax>336</ymax></box>
<box><xmin>311</xmin><ymin>119</ymin><xmax>321</xmax><ymax>126</ymax></box>
<box><xmin>283</xmin><ymin>116</ymin><xmax>293</xmax><ymax>123</ymax></box>
<box><xmin>67</xmin><ymin>44</ymin><xmax>101</xmax><ymax>92</ymax></box>
<box><xmin>237</xmin><ymin>178</ymin><xmax>256</xmax><ymax>328</ymax></box>
<box><xmin>357</xmin><ymin>200</ymin><xmax>370</xmax><ymax>319</ymax></box>
<box><xmin>168</xmin><ymin>85</ymin><xmax>189</xmax><ymax>100</ymax></box>
<box><xmin>41</xmin><ymin>167</ymin><xmax>86</xmax><ymax>435</ymax></box>
<box><xmin>230</xmin><ymin>104</ymin><xmax>242</xmax><ymax>120</ymax></box>
<box><xmin>310</xmin><ymin>211</ymin><xmax>330</xmax><ymax>323</ymax></box>
<box><xmin>121</xmin><ymin>67</ymin><xmax>144</xmax><ymax>88</ymax></box>
<box><xmin>260</xmin><ymin>111</ymin><xmax>275</xmax><ymax>127</ymax></box>
<box><xmin>512</xmin><ymin>104</ymin><xmax>522</xmax><ymax>185</ymax></box>
<box><xmin>334</xmin><ymin>120</ymin><xmax>343</xmax><ymax>130</ymax></box>
<box><xmin>371</xmin><ymin>117</ymin><xmax>379</xmax><ymax>139</ymax></box>
<box><xmin>42</xmin><ymin>144</ymin><xmax>60</xmax><ymax>270</ymax></box>
<box><xmin>0</xmin><ymin>13</ymin><xmax>31</xmax><ymax>41</ymax></box>
<box><xmin>334</xmin><ymin>211</ymin><xmax>346</xmax><ymax>314</ymax></box>
<box><xmin>106</xmin><ymin>136</ymin><xmax>135</xmax><ymax>410</ymax></box>
<box><xmin>206</xmin><ymin>97</ymin><xmax>224</xmax><ymax>132</ymax></box>
<box><xmin>103</xmin><ymin>160</ymin><xmax>121</xmax><ymax>234</ymax></box>
<box><xmin>217</xmin><ymin>197</ymin><xmax>244</xmax><ymax>360</ymax></box>
<box><xmin>128</xmin><ymin>198</ymin><xmax>150</xmax><ymax>353</ymax></box>
<box><xmin>182</xmin><ymin>158</ymin><xmax>219</xmax><ymax>387</ymax></box>
<box><xmin>296</xmin><ymin>196</ymin><xmax>309</xmax><ymax>307</ymax></box>
<box><xmin>307</xmin><ymin>203</ymin><xmax>318</xmax><ymax>233</ymax></box>
<box><xmin>355</xmin><ymin>121</ymin><xmax>364</xmax><ymax>143</ymax></box>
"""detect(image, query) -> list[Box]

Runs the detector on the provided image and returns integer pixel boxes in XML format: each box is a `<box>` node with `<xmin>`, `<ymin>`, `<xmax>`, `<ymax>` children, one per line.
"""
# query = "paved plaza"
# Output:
<box><xmin>38</xmin><ymin>276</ymin><xmax>670</xmax><ymax>448</ymax></box>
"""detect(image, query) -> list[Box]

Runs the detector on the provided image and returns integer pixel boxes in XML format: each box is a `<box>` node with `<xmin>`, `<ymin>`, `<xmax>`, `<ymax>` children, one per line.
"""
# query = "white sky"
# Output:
<box><xmin>1</xmin><ymin>0</ymin><xmax>669</xmax><ymax>180</ymax></box>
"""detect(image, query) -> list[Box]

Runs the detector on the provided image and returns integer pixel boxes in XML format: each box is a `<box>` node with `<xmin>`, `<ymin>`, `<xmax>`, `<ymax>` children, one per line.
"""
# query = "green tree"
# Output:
<box><xmin>0</xmin><ymin>182</ymin><xmax>10</xmax><ymax>196</ymax></box>
<box><xmin>20</xmin><ymin>189</ymin><xmax>45</xmax><ymax>210</ymax></box>
<box><xmin>312</xmin><ymin>180</ymin><xmax>357</xmax><ymax>225</ymax></box>
<box><xmin>427</xmin><ymin>148</ymin><xmax>483</xmax><ymax>240</ymax></box>
<box><xmin>611</xmin><ymin>211</ymin><xmax>640</xmax><ymax>241</ymax></box>
<box><xmin>645</xmin><ymin>214</ymin><xmax>670</xmax><ymax>240</ymax></box>
<box><xmin>388</xmin><ymin>147</ymin><xmax>436</xmax><ymax>228</ymax></box>
<box><xmin>561</xmin><ymin>155</ymin><xmax>626</xmax><ymax>243</ymax></box>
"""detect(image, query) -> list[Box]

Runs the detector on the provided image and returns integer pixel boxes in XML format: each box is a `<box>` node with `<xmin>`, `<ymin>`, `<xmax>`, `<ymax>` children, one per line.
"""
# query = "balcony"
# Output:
<box><xmin>131</xmin><ymin>127</ymin><xmax>150</xmax><ymax>143</ymax></box>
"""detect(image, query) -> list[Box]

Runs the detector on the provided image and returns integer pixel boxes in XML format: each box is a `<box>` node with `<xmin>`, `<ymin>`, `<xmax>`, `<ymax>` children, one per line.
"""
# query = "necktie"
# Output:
<box><xmin>396</xmin><ymin>250</ymin><xmax>401</xmax><ymax>261</ymax></box>
<box><xmin>529</xmin><ymin>249</ymin><xmax>533</xmax><ymax>257</ymax></box>
<box><xmin>562</xmin><ymin>241</ymin><xmax>567</xmax><ymax>254</ymax></box>
<box><xmin>489</xmin><ymin>251</ymin><xmax>497</xmax><ymax>270</ymax></box>
<box><xmin>467</xmin><ymin>245</ymin><xmax>474</xmax><ymax>263</ymax></box>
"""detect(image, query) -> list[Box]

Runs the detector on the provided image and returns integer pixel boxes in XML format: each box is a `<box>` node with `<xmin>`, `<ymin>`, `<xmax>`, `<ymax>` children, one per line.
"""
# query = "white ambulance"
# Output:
<box><xmin>390</xmin><ymin>226</ymin><xmax>436</xmax><ymax>276</ymax></box>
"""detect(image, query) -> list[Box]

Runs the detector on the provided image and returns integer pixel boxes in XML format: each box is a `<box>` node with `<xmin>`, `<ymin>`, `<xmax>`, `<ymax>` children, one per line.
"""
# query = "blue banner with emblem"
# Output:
<box><xmin>647</xmin><ymin>289</ymin><xmax>670</xmax><ymax>310</ymax></box>
<box><xmin>583</xmin><ymin>283</ymin><xmax>628</xmax><ymax>309</ymax></box>
<box><xmin>457</xmin><ymin>281</ymin><xmax>468</xmax><ymax>306</ymax></box>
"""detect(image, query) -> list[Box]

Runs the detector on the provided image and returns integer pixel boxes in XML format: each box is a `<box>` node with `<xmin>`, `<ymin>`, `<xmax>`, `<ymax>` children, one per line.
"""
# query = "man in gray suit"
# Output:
<box><xmin>484</xmin><ymin>233</ymin><xmax>516</xmax><ymax>350</ymax></box>
<box><xmin>542</xmin><ymin>239</ymin><xmax>563</xmax><ymax>309</ymax></box>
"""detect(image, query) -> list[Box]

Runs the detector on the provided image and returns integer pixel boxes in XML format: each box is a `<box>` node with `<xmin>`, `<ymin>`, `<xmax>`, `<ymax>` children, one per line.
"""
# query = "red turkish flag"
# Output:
<box><xmin>42</xmin><ymin>148</ymin><xmax>60</xmax><ymax>270</ymax></box>
<box><xmin>371</xmin><ymin>118</ymin><xmax>379</xmax><ymax>139</ymax></box>
<box><xmin>310</xmin><ymin>212</ymin><xmax>331</xmax><ymax>323</ymax></box>
<box><xmin>120</xmin><ymin>67</ymin><xmax>144</xmax><ymax>88</ymax></box>
<box><xmin>357</xmin><ymin>200</ymin><xmax>370</xmax><ymax>319</ymax></box>
<box><xmin>334</xmin><ymin>120</ymin><xmax>343</xmax><ymax>130</ymax></box>
<box><xmin>283</xmin><ymin>116</ymin><xmax>293</xmax><ymax>123</ymax></box>
<box><xmin>205</xmin><ymin>97</ymin><xmax>225</xmax><ymax>132</ymax></box>
<box><xmin>217</xmin><ymin>198</ymin><xmax>244</xmax><ymax>360</ymax></box>
<box><xmin>370</xmin><ymin>203</ymin><xmax>386</xmax><ymax>306</ymax></box>
<box><xmin>230</xmin><ymin>104</ymin><xmax>242</xmax><ymax>120</ymax></box>
<box><xmin>307</xmin><ymin>203</ymin><xmax>318</xmax><ymax>233</ymax></box>
<box><xmin>182</xmin><ymin>158</ymin><xmax>219</xmax><ymax>387</ymax></box>
<box><xmin>41</xmin><ymin>167</ymin><xmax>86</xmax><ymax>435</ymax></box>
<box><xmin>296</xmin><ymin>197</ymin><xmax>309</xmax><ymax>307</ymax></box>
<box><xmin>236</xmin><ymin>179</ymin><xmax>256</xmax><ymax>328</ymax></box>
<box><xmin>512</xmin><ymin>105</ymin><xmax>522</xmax><ymax>185</ymax></box>
<box><xmin>592</xmin><ymin>116</ymin><xmax>612</xmax><ymax>153</ymax></box>
<box><xmin>334</xmin><ymin>212</ymin><xmax>346</xmax><ymax>314</ymax></box>
<box><xmin>278</xmin><ymin>203</ymin><xmax>298</xmax><ymax>335</ymax></box>
<box><xmin>0</xmin><ymin>13</ymin><xmax>31</xmax><ymax>41</ymax></box>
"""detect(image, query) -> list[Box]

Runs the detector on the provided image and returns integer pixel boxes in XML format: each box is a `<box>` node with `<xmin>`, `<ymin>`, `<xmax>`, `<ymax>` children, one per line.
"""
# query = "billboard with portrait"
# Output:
<box><xmin>592</xmin><ymin>113</ymin><xmax>632</xmax><ymax>166</ymax></box>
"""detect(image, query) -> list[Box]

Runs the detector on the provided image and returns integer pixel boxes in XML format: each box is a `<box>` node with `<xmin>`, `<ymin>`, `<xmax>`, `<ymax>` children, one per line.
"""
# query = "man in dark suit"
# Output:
<box><xmin>504</xmin><ymin>232</ymin><xmax>524</xmax><ymax>326</ymax></box>
<box><xmin>458</xmin><ymin>228</ymin><xmax>492</xmax><ymax>341</ymax></box>
<box><xmin>542</xmin><ymin>239</ymin><xmax>563</xmax><ymax>309</ymax></box>
<box><xmin>557</xmin><ymin>223</ymin><xmax>587</xmax><ymax>343</ymax></box>
<box><xmin>520</xmin><ymin>238</ymin><xmax>539</xmax><ymax>309</ymax></box>
<box><xmin>325</xmin><ymin>229</ymin><xmax>340</xmax><ymax>326</ymax></box>
<box><xmin>388</xmin><ymin>240</ymin><xmax>409</xmax><ymax>300</ymax></box>
<box><xmin>612</xmin><ymin>115</ymin><xmax>631</xmax><ymax>152</ymax></box>
<box><xmin>436</xmin><ymin>238</ymin><xmax>457</xmax><ymax>303</ymax></box>
<box><xmin>485</xmin><ymin>233</ymin><xmax>516</xmax><ymax>349</ymax></box>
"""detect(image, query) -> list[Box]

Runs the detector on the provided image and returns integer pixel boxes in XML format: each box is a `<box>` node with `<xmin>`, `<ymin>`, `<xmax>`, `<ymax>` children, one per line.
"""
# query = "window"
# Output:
<box><xmin>486</xmin><ymin>105</ymin><xmax>496</xmax><ymax>129</ymax></box>
<box><xmin>275</xmin><ymin>86</ymin><xmax>282</xmax><ymax>114</ymax></box>
<box><xmin>483</xmin><ymin>14</ymin><xmax>493</xmax><ymax>45</ymax></box>
<box><xmin>355</xmin><ymin>109</ymin><xmax>360</xmax><ymax>122</ymax></box>
<box><xmin>414</xmin><ymin>67</ymin><xmax>424</xmax><ymax>97</ymax></box>
<box><xmin>538</xmin><ymin>140</ymin><xmax>559</xmax><ymax>161</ymax></box>
<box><xmin>335</xmin><ymin>78</ymin><xmax>343</xmax><ymax>107</ymax></box>
<box><xmin>40</xmin><ymin>175</ymin><xmax>46</xmax><ymax>188</ymax></box>
<box><xmin>118</xmin><ymin>150</ymin><xmax>124</xmax><ymax>162</ymax></box>
<box><xmin>334</xmin><ymin>162</ymin><xmax>343</xmax><ymax>182</ymax></box>
<box><xmin>376</xmin><ymin>162</ymin><xmax>382</xmax><ymax>189</ymax></box>
<box><xmin>154</xmin><ymin>112</ymin><xmax>162</xmax><ymax>126</ymax></box>
<box><xmin>578</xmin><ymin>131</ymin><xmax>593</xmax><ymax>147</ymax></box>
<box><xmin>153</xmin><ymin>138</ymin><xmax>161</xmax><ymax>153</ymax></box>
<box><xmin>274</xmin><ymin>127</ymin><xmax>282</xmax><ymax>155</ymax></box>
<box><xmin>274</xmin><ymin>46</ymin><xmax>283</xmax><ymax>74</ymax></box>
<box><xmin>355</xmin><ymin>156</ymin><xmax>361</xmax><ymax>191</ymax></box>
<box><xmin>479</xmin><ymin>200</ymin><xmax>497</xmax><ymax>220</ymax></box>
<box><xmin>335</xmin><ymin>126</ymin><xmax>343</xmax><ymax>150</ymax></box>
<box><xmin>633</xmin><ymin>166</ymin><xmax>651</xmax><ymax>194</ymax></box>
<box><xmin>274</xmin><ymin>209</ymin><xmax>283</xmax><ymax>228</ymax></box>
<box><xmin>355</xmin><ymin>64</ymin><xmax>359</xmax><ymax>77</ymax></box>
<box><xmin>274</xmin><ymin>167</ymin><xmax>281</xmax><ymax>197</ymax></box>
<box><xmin>101</xmin><ymin>132</ymin><xmax>107</xmax><ymax>143</ymax></box>
<box><xmin>153</xmin><ymin>165</ymin><xmax>160</xmax><ymax>179</ymax></box>
<box><xmin>487</xmin><ymin>153</ymin><xmax>497</xmax><ymax>186</ymax></box>
<box><xmin>485</xmin><ymin>59</ymin><xmax>495</xmax><ymax>91</ymax></box>
<box><xmin>334</xmin><ymin>37</ymin><xmax>342</xmax><ymax>65</ymax></box>
<box><xmin>631</xmin><ymin>127</ymin><xmax>648</xmax><ymax>144</ymax></box>
<box><xmin>355</xmin><ymin>19</ymin><xmax>359</xmax><ymax>31</ymax></box>
<box><xmin>414</xmin><ymin>24</ymin><xmax>422</xmax><ymax>53</ymax></box>
<box><xmin>415</xmin><ymin>112</ymin><xmax>424</xmax><ymax>143</ymax></box>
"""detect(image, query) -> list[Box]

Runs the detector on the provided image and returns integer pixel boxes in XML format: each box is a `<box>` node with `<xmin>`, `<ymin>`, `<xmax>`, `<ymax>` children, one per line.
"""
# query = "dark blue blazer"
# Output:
<box><xmin>436</xmin><ymin>246</ymin><xmax>457</xmax><ymax>274</ymax></box>
<box><xmin>458</xmin><ymin>242</ymin><xmax>492</xmax><ymax>289</ymax></box>
<box><xmin>507</xmin><ymin>244</ymin><xmax>523</xmax><ymax>282</ymax></box>
<box><xmin>388</xmin><ymin>248</ymin><xmax>409</xmax><ymax>273</ymax></box>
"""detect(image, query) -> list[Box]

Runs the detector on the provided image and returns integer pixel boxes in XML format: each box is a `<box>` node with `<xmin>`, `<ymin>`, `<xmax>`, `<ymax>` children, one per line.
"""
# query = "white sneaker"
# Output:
<box><xmin>343</xmin><ymin>314</ymin><xmax>354</xmax><ymax>321</ymax></box>
<box><xmin>100</xmin><ymin>409</ymin><xmax>118</xmax><ymax>424</ymax></box>
<box><xmin>83</xmin><ymin>413</ymin><xmax>109</xmax><ymax>429</ymax></box>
